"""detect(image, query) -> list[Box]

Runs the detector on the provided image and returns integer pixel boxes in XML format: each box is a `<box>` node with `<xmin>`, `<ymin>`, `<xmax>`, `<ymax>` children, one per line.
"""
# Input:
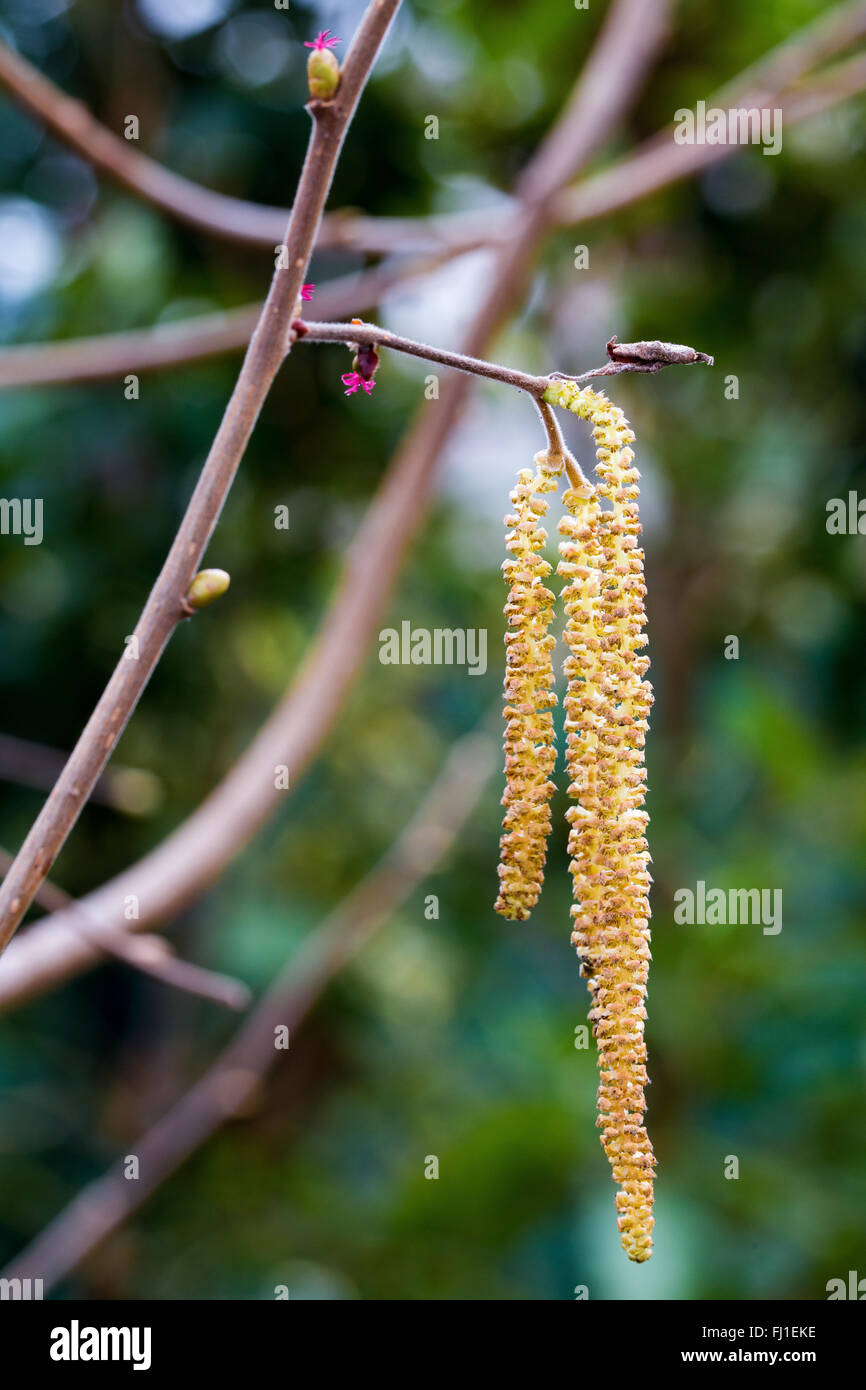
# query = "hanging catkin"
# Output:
<box><xmin>546</xmin><ymin>379</ymin><xmax>656</xmax><ymax>1263</ymax></box>
<box><xmin>495</xmin><ymin>449</ymin><xmax>563</xmax><ymax>921</ymax></box>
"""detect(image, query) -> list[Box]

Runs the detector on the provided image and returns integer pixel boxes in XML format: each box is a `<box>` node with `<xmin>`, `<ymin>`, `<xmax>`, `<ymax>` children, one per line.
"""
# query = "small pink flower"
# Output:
<box><xmin>304</xmin><ymin>30</ymin><xmax>340</xmax><ymax>51</ymax></box>
<box><xmin>301</xmin><ymin>284</ymin><xmax>315</xmax><ymax>301</ymax></box>
<box><xmin>341</xmin><ymin>372</ymin><xmax>375</xmax><ymax>397</ymax></box>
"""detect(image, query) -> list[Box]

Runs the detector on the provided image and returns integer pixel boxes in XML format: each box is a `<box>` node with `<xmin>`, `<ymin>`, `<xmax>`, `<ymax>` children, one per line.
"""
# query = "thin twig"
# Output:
<box><xmin>0</xmin><ymin>0</ymin><xmax>403</xmax><ymax>963</ymax></box>
<box><xmin>556</xmin><ymin>2</ymin><xmax>866</xmax><ymax>227</ymax></box>
<box><xmin>0</xmin><ymin>725</ymin><xmax>497</xmax><ymax>1294</ymax></box>
<box><xmin>0</xmin><ymin>251</ymin><xmax>465</xmax><ymax>391</ymax></box>
<box><xmin>3</xmin><ymin>20</ymin><xmax>862</xmax><ymax>390</ymax></box>
<box><xmin>0</xmin><ymin>849</ymin><xmax>249</xmax><ymax>1010</ymax></box>
<box><xmin>0</xmin><ymin>37</ymin><xmax>331</xmax><ymax>251</ymax></box>
<box><xmin>0</xmin><ymin>0</ymin><xmax>670</xmax><ymax>1016</ymax></box>
<box><xmin>295</xmin><ymin>318</ymin><xmax>550</xmax><ymax>393</ymax></box>
<box><xmin>294</xmin><ymin>319</ymin><xmax>711</xmax><ymax>399</ymax></box>
<box><xmin>0</xmin><ymin>733</ymin><xmax>161</xmax><ymax>815</ymax></box>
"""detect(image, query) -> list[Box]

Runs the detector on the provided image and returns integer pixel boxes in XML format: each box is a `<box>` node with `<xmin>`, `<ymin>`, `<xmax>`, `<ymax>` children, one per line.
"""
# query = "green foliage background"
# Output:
<box><xmin>0</xmin><ymin>0</ymin><xmax>864</xmax><ymax>1300</ymax></box>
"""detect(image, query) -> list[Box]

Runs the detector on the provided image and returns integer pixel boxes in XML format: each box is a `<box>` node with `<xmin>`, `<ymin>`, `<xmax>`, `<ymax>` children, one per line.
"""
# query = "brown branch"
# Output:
<box><xmin>0</xmin><ymin>0</ymin><xmax>669</xmax><ymax>1016</ymax></box>
<box><xmin>0</xmin><ymin>0</ymin><xmax>403</xmax><ymax>963</ymax></box>
<box><xmin>0</xmin><ymin>849</ymin><xmax>249</xmax><ymax>1011</ymax></box>
<box><xmin>0</xmin><ymin>36</ymin><xmax>332</xmax><ymax>251</ymax></box>
<box><xmin>295</xmin><ymin>319</ymin><xmax>711</xmax><ymax>397</ymax></box>
<box><xmin>0</xmin><ymin>252</ymin><xmax>463</xmax><ymax>391</ymax></box>
<box><xmin>5</xmin><ymin>12</ymin><xmax>863</xmax><ymax>393</ymax></box>
<box><xmin>555</xmin><ymin>1</ymin><xmax>866</xmax><ymax>226</ymax></box>
<box><xmin>319</xmin><ymin>0</ymin><xmax>866</xmax><ymax>258</ymax></box>
<box><xmin>0</xmin><ymin>725</ymin><xmax>497</xmax><ymax>1294</ymax></box>
<box><xmin>0</xmin><ymin>733</ymin><xmax>161</xmax><ymax>815</ymax></box>
<box><xmin>295</xmin><ymin>318</ymin><xmax>550</xmax><ymax>394</ymax></box>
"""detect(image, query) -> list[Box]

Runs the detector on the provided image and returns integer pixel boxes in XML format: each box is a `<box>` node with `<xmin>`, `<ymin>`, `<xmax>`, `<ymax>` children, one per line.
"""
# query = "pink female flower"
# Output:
<box><xmin>304</xmin><ymin>30</ymin><xmax>340</xmax><ymax>51</ymax></box>
<box><xmin>341</xmin><ymin>372</ymin><xmax>375</xmax><ymax>397</ymax></box>
<box><xmin>301</xmin><ymin>284</ymin><xmax>315</xmax><ymax>301</ymax></box>
<box><xmin>305</xmin><ymin>31</ymin><xmax>341</xmax><ymax>100</ymax></box>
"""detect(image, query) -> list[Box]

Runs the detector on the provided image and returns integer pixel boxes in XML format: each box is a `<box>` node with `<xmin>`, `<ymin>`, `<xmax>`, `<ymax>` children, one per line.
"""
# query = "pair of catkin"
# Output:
<box><xmin>495</xmin><ymin>382</ymin><xmax>656</xmax><ymax>1263</ymax></box>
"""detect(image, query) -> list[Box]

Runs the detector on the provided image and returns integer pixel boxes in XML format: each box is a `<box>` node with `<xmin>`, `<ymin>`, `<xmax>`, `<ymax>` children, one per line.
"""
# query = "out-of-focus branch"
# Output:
<box><xmin>0</xmin><ymin>848</ymin><xmax>249</xmax><ymax>1010</ymax></box>
<box><xmin>3</xmin><ymin>8</ymin><xmax>863</xmax><ymax>393</ymax></box>
<box><xmin>0</xmin><ymin>726</ymin><xmax>497</xmax><ymax>1294</ymax></box>
<box><xmin>0</xmin><ymin>252</ymin><xmax>462</xmax><ymax>391</ymax></box>
<box><xmin>0</xmin><ymin>1</ymin><xmax>403</xmax><ymax>962</ymax></box>
<box><xmin>0</xmin><ymin>0</ymin><xmax>670</xmax><ymax>1015</ymax></box>
<box><xmin>0</xmin><ymin>733</ymin><xmax>161</xmax><ymax>815</ymax></box>
<box><xmin>327</xmin><ymin>0</ymin><xmax>866</xmax><ymax>253</ymax></box>
<box><xmin>556</xmin><ymin>2</ymin><xmax>866</xmax><ymax>226</ymax></box>
<box><xmin>0</xmin><ymin>37</ymin><xmax>328</xmax><ymax>251</ymax></box>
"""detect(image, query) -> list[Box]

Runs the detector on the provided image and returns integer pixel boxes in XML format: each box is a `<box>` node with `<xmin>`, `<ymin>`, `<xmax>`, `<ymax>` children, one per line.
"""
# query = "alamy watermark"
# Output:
<box><xmin>674</xmin><ymin>101</ymin><xmax>782</xmax><ymax>157</ymax></box>
<box><xmin>379</xmin><ymin>621</ymin><xmax>487</xmax><ymax>675</ymax></box>
<box><xmin>0</xmin><ymin>497</ymin><xmax>43</xmax><ymax>545</ymax></box>
<box><xmin>674</xmin><ymin>880</ymin><xmax>783</xmax><ymax>935</ymax></box>
<box><xmin>0</xmin><ymin>1276</ymin><xmax>43</xmax><ymax>1299</ymax></box>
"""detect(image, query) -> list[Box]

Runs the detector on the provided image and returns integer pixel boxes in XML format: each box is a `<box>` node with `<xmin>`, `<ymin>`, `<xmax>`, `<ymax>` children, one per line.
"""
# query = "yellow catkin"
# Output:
<box><xmin>546</xmin><ymin>379</ymin><xmax>656</xmax><ymax>1263</ymax></box>
<box><xmin>495</xmin><ymin>448</ymin><xmax>564</xmax><ymax>920</ymax></box>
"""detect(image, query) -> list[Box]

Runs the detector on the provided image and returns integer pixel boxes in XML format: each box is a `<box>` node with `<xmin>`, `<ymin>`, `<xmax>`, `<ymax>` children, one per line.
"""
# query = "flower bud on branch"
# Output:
<box><xmin>183</xmin><ymin>568</ymin><xmax>231</xmax><ymax>614</ymax></box>
<box><xmin>305</xmin><ymin>31</ymin><xmax>341</xmax><ymax>102</ymax></box>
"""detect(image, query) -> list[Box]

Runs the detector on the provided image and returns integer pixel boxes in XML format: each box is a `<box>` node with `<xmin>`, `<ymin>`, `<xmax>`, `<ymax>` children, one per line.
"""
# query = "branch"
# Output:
<box><xmin>6</xmin><ymin>11</ymin><xmax>862</xmax><ymax>392</ymax></box>
<box><xmin>0</xmin><ymin>733</ymin><xmax>161</xmax><ymax>816</ymax></box>
<box><xmin>556</xmin><ymin>0</ymin><xmax>866</xmax><ymax>226</ymax></box>
<box><xmin>0</xmin><ymin>725</ymin><xmax>497</xmax><ymax>1294</ymax></box>
<box><xmin>317</xmin><ymin>1</ymin><xmax>866</xmax><ymax>257</ymax></box>
<box><xmin>0</xmin><ymin>0</ymin><xmax>403</xmax><ymax>962</ymax></box>
<box><xmin>295</xmin><ymin>319</ymin><xmax>712</xmax><ymax>394</ymax></box>
<box><xmin>0</xmin><ymin>0</ymin><xmax>671</xmax><ymax>1014</ymax></box>
<box><xmin>0</xmin><ymin>849</ymin><xmax>249</xmax><ymax>1011</ymax></box>
<box><xmin>0</xmin><ymin>252</ymin><xmax>464</xmax><ymax>391</ymax></box>
<box><xmin>0</xmin><ymin>36</ymin><xmax>339</xmax><ymax>251</ymax></box>
<box><xmin>294</xmin><ymin>318</ymin><xmax>549</xmax><ymax>393</ymax></box>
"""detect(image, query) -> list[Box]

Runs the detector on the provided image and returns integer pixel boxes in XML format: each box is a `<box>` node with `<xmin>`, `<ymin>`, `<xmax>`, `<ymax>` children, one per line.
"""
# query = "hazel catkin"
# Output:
<box><xmin>494</xmin><ymin>448</ymin><xmax>564</xmax><ymax>921</ymax></box>
<box><xmin>547</xmin><ymin>379</ymin><xmax>656</xmax><ymax>1263</ymax></box>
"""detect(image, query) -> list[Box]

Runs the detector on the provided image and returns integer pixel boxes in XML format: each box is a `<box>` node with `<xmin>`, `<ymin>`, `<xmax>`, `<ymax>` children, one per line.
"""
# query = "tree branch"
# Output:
<box><xmin>0</xmin><ymin>849</ymin><xmax>249</xmax><ymax>1011</ymax></box>
<box><xmin>294</xmin><ymin>318</ymin><xmax>550</xmax><ymax>393</ymax></box>
<box><xmin>0</xmin><ymin>0</ymin><xmax>403</xmax><ymax>963</ymax></box>
<box><xmin>0</xmin><ymin>36</ymin><xmax>337</xmax><ymax>251</ymax></box>
<box><xmin>295</xmin><ymin>319</ymin><xmax>711</xmax><ymax>393</ymax></box>
<box><xmin>3</xmin><ymin>11</ymin><xmax>863</xmax><ymax>391</ymax></box>
<box><xmin>0</xmin><ymin>253</ymin><xmax>450</xmax><ymax>390</ymax></box>
<box><xmin>0</xmin><ymin>725</ymin><xmax>497</xmax><ymax>1294</ymax></box>
<box><xmin>0</xmin><ymin>0</ymin><xmax>671</xmax><ymax>1014</ymax></box>
<box><xmin>556</xmin><ymin>1</ymin><xmax>866</xmax><ymax>226</ymax></box>
<box><xmin>0</xmin><ymin>733</ymin><xmax>161</xmax><ymax>815</ymax></box>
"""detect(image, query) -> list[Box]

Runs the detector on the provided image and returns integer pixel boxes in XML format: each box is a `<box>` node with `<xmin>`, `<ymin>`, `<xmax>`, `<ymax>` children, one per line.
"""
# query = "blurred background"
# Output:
<box><xmin>0</xmin><ymin>0</ymin><xmax>864</xmax><ymax>1300</ymax></box>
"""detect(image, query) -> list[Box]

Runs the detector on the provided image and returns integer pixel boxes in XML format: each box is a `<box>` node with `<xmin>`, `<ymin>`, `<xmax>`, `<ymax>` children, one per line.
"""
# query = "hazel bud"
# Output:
<box><xmin>184</xmin><ymin>568</ymin><xmax>230</xmax><ymax>611</ymax></box>
<box><xmin>304</xmin><ymin>31</ymin><xmax>341</xmax><ymax>100</ymax></box>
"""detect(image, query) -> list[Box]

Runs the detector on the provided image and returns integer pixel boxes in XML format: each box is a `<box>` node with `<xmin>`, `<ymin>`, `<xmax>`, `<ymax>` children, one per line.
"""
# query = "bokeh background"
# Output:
<box><xmin>0</xmin><ymin>0</ymin><xmax>864</xmax><ymax>1300</ymax></box>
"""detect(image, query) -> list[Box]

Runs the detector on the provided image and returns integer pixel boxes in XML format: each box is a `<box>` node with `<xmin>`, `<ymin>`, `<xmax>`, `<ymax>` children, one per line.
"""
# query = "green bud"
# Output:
<box><xmin>307</xmin><ymin>48</ymin><xmax>340</xmax><ymax>101</ymax></box>
<box><xmin>185</xmin><ymin>568</ymin><xmax>231</xmax><ymax>611</ymax></box>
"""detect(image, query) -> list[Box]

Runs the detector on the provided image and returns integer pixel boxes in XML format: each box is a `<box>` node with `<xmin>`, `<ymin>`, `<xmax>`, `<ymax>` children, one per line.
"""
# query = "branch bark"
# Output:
<box><xmin>0</xmin><ymin>253</ymin><xmax>464</xmax><ymax>390</ymax></box>
<box><xmin>2</xmin><ymin>9</ymin><xmax>863</xmax><ymax>390</ymax></box>
<box><xmin>0</xmin><ymin>0</ymin><xmax>670</xmax><ymax>1013</ymax></box>
<box><xmin>0</xmin><ymin>848</ymin><xmax>249</xmax><ymax>1010</ymax></box>
<box><xmin>0</xmin><ymin>725</ymin><xmax>497</xmax><ymax>1294</ymax></box>
<box><xmin>0</xmin><ymin>0</ymin><xmax>403</xmax><ymax>961</ymax></box>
